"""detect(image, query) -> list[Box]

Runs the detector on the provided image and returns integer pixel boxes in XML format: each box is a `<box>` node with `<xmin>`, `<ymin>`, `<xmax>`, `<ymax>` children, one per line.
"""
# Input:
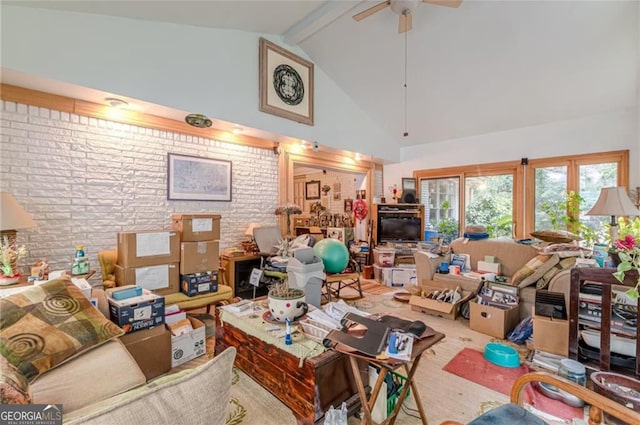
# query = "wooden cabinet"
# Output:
<box><xmin>371</xmin><ymin>203</ymin><xmax>425</xmax><ymax>245</ymax></box>
<box><xmin>220</xmin><ymin>254</ymin><xmax>263</xmax><ymax>298</ymax></box>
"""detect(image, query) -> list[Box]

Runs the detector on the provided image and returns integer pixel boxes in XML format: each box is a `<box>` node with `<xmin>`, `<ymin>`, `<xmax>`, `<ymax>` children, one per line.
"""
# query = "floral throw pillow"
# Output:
<box><xmin>0</xmin><ymin>277</ymin><xmax>124</xmax><ymax>382</ymax></box>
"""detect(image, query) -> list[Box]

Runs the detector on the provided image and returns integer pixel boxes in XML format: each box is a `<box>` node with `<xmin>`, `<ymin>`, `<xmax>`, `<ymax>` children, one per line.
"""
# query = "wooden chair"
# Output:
<box><xmin>440</xmin><ymin>371</ymin><xmax>640</xmax><ymax>425</ymax></box>
<box><xmin>322</xmin><ymin>258</ymin><xmax>363</xmax><ymax>302</ymax></box>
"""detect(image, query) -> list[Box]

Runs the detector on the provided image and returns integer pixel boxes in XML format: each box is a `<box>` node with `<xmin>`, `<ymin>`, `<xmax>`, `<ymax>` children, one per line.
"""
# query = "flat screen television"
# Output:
<box><xmin>378</xmin><ymin>216</ymin><xmax>422</xmax><ymax>244</ymax></box>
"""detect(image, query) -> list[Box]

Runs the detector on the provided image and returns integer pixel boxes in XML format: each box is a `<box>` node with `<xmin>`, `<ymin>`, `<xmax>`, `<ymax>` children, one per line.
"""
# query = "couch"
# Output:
<box><xmin>415</xmin><ymin>238</ymin><xmax>573</xmax><ymax>320</ymax></box>
<box><xmin>0</xmin><ymin>277</ymin><xmax>236</xmax><ymax>424</ymax></box>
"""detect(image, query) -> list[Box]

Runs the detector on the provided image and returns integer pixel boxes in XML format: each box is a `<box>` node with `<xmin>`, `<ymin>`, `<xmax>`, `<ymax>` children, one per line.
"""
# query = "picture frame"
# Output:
<box><xmin>167</xmin><ymin>153</ymin><xmax>232</xmax><ymax>201</ymax></box>
<box><xmin>259</xmin><ymin>37</ymin><xmax>314</xmax><ymax>126</ymax></box>
<box><xmin>344</xmin><ymin>198</ymin><xmax>353</xmax><ymax>213</ymax></box>
<box><xmin>305</xmin><ymin>180</ymin><xmax>321</xmax><ymax>200</ymax></box>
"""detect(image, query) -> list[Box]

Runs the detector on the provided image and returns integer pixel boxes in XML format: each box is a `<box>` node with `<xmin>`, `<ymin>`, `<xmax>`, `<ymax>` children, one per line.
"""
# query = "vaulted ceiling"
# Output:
<box><xmin>4</xmin><ymin>0</ymin><xmax>638</xmax><ymax>148</ymax></box>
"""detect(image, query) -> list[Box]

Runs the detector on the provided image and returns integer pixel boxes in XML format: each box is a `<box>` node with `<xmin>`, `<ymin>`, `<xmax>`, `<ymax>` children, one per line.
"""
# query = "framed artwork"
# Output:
<box><xmin>167</xmin><ymin>153</ymin><xmax>232</xmax><ymax>201</ymax></box>
<box><xmin>305</xmin><ymin>180</ymin><xmax>321</xmax><ymax>200</ymax></box>
<box><xmin>344</xmin><ymin>198</ymin><xmax>353</xmax><ymax>213</ymax></box>
<box><xmin>357</xmin><ymin>189</ymin><xmax>366</xmax><ymax>200</ymax></box>
<box><xmin>259</xmin><ymin>37</ymin><xmax>314</xmax><ymax>126</ymax></box>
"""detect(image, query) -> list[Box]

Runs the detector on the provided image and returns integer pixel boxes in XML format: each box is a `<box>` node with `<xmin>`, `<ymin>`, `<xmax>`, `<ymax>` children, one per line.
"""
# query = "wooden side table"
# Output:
<box><xmin>333</xmin><ymin>329</ymin><xmax>445</xmax><ymax>425</ymax></box>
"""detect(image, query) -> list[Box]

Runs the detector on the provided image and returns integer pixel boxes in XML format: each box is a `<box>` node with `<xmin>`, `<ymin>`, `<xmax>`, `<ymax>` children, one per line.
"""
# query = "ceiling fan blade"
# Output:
<box><xmin>422</xmin><ymin>0</ymin><xmax>463</xmax><ymax>8</ymax></box>
<box><xmin>353</xmin><ymin>1</ymin><xmax>391</xmax><ymax>21</ymax></box>
<box><xmin>398</xmin><ymin>13</ymin><xmax>412</xmax><ymax>33</ymax></box>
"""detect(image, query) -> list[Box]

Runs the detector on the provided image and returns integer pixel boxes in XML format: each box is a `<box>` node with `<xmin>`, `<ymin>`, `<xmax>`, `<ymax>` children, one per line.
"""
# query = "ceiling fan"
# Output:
<box><xmin>353</xmin><ymin>0</ymin><xmax>462</xmax><ymax>33</ymax></box>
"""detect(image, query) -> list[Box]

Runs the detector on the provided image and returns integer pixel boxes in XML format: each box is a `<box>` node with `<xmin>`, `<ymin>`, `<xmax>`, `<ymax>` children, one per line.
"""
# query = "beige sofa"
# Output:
<box><xmin>415</xmin><ymin>238</ymin><xmax>572</xmax><ymax>320</ymax></box>
<box><xmin>1</xmin><ymin>278</ymin><xmax>235</xmax><ymax>424</ymax></box>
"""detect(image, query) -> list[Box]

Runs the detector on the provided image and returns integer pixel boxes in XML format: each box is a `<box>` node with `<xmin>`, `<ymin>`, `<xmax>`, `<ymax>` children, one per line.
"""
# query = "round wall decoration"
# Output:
<box><xmin>272</xmin><ymin>64</ymin><xmax>304</xmax><ymax>106</ymax></box>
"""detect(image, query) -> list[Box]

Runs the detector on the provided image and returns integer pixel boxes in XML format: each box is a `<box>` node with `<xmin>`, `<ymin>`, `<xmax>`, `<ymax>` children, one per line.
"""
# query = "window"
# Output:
<box><xmin>525</xmin><ymin>151</ymin><xmax>628</xmax><ymax>238</ymax></box>
<box><xmin>415</xmin><ymin>150</ymin><xmax>629</xmax><ymax>240</ymax></box>
<box><xmin>465</xmin><ymin>175</ymin><xmax>514</xmax><ymax>238</ymax></box>
<box><xmin>421</xmin><ymin>177</ymin><xmax>460</xmax><ymax>243</ymax></box>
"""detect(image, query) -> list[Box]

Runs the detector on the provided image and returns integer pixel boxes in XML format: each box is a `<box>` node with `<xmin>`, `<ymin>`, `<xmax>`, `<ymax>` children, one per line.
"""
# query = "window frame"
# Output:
<box><xmin>414</xmin><ymin>150</ymin><xmax>629</xmax><ymax>240</ymax></box>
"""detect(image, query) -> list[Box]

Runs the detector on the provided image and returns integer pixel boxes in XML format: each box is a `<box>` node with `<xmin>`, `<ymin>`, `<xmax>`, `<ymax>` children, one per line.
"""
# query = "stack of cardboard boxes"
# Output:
<box><xmin>172</xmin><ymin>213</ymin><xmax>221</xmax><ymax>297</ymax></box>
<box><xmin>107</xmin><ymin>213</ymin><xmax>221</xmax><ymax>377</ymax></box>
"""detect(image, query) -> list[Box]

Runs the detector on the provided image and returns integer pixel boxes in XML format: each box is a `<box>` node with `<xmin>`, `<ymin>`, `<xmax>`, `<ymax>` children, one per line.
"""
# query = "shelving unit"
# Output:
<box><xmin>568</xmin><ymin>267</ymin><xmax>640</xmax><ymax>377</ymax></box>
<box><xmin>371</xmin><ymin>203</ymin><xmax>424</xmax><ymax>246</ymax></box>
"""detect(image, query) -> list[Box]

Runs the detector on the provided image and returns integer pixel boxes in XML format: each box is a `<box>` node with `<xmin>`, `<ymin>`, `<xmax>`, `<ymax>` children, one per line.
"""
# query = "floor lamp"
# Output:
<box><xmin>586</xmin><ymin>187</ymin><xmax>640</xmax><ymax>244</ymax></box>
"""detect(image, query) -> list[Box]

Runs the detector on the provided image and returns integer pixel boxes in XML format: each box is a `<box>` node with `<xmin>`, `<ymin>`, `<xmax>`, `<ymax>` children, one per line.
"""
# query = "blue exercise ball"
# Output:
<box><xmin>313</xmin><ymin>238</ymin><xmax>349</xmax><ymax>274</ymax></box>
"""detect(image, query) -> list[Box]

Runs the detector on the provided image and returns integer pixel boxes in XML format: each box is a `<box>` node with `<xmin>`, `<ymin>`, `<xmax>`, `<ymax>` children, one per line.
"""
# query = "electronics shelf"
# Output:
<box><xmin>372</xmin><ymin>203</ymin><xmax>424</xmax><ymax>246</ymax></box>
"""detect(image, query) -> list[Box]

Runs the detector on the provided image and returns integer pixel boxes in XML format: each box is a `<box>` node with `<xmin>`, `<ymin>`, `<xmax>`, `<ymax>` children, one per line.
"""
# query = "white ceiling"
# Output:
<box><xmin>3</xmin><ymin>0</ymin><xmax>638</xmax><ymax>148</ymax></box>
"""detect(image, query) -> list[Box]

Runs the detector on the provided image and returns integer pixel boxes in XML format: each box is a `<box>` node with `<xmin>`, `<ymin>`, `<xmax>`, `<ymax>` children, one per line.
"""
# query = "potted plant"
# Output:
<box><xmin>0</xmin><ymin>236</ymin><xmax>27</xmax><ymax>285</ymax></box>
<box><xmin>437</xmin><ymin>201</ymin><xmax>459</xmax><ymax>245</ymax></box>
<box><xmin>539</xmin><ymin>190</ymin><xmax>600</xmax><ymax>247</ymax></box>
<box><xmin>611</xmin><ymin>217</ymin><xmax>640</xmax><ymax>299</ymax></box>
<box><xmin>267</xmin><ymin>280</ymin><xmax>308</xmax><ymax>323</ymax></box>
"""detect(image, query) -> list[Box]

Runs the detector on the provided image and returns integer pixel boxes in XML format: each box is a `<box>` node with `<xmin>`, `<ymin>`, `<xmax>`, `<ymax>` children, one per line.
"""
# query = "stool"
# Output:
<box><xmin>323</xmin><ymin>272</ymin><xmax>362</xmax><ymax>302</ymax></box>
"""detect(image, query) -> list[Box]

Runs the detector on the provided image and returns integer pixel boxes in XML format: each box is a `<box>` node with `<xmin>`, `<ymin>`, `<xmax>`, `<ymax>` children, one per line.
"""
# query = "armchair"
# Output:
<box><xmin>97</xmin><ymin>249</ymin><xmax>117</xmax><ymax>289</ymax></box>
<box><xmin>440</xmin><ymin>371</ymin><xmax>640</xmax><ymax>425</ymax></box>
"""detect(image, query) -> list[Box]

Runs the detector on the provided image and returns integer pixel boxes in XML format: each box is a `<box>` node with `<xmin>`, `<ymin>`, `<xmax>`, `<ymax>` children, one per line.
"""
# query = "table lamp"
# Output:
<box><xmin>0</xmin><ymin>192</ymin><xmax>36</xmax><ymax>244</ymax></box>
<box><xmin>586</xmin><ymin>187</ymin><xmax>640</xmax><ymax>243</ymax></box>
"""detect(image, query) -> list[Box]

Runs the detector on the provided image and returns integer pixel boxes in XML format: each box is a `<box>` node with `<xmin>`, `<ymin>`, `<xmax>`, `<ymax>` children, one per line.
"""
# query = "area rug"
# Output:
<box><xmin>443</xmin><ymin>348</ymin><xmax>583</xmax><ymax>422</ymax></box>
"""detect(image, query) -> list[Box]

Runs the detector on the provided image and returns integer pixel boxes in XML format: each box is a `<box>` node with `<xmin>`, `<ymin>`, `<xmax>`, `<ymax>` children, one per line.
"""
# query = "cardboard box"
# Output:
<box><xmin>115</xmin><ymin>263</ymin><xmax>180</xmax><ymax>296</ymax></box>
<box><xmin>180</xmin><ymin>271</ymin><xmax>219</xmax><ymax>297</ymax></box>
<box><xmin>373</xmin><ymin>248</ymin><xmax>395</xmax><ymax>267</ymax></box>
<box><xmin>172</xmin><ymin>213</ymin><xmax>221</xmax><ymax>242</ymax></box>
<box><xmin>120</xmin><ymin>324</ymin><xmax>172</xmax><ymax>381</ymax></box>
<box><xmin>390</xmin><ymin>266</ymin><xmax>417</xmax><ymax>287</ymax></box>
<box><xmin>171</xmin><ymin>317</ymin><xmax>206</xmax><ymax>367</ymax></box>
<box><xmin>432</xmin><ymin>273</ymin><xmax>484</xmax><ymax>295</ymax></box>
<box><xmin>409</xmin><ymin>279</ymin><xmax>474</xmax><ymax>320</ymax></box>
<box><xmin>108</xmin><ymin>289</ymin><xmax>166</xmax><ymax>334</ymax></box>
<box><xmin>117</xmin><ymin>231</ymin><xmax>180</xmax><ymax>268</ymax></box>
<box><xmin>532</xmin><ymin>312</ymin><xmax>569</xmax><ymax>356</ymax></box>
<box><xmin>70</xmin><ymin>278</ymin><xmax>92</xmax><ymax>299</ymax></box>
<box><xmin>373</xmin><ymin>264</ymin><xmax>392</xmax><ymax>286</ymax></box>
<box><xmin>469</xmin><ymin>301</ymin><xmax>520</xmax><ymax>339</ymax></box>
<box><xmin>477</xmin><ymin>260</ymin><xmax>502</xmax><ymax>275</ymax></box>
<box><xmin>180</xmin><ymin>241</ymin><xmax>220</xmax><ymax>274</ymax></box>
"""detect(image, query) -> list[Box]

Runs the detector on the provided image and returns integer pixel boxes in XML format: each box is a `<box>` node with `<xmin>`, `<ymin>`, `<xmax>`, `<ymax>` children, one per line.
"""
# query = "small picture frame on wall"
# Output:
<box><xmin>357</xmin><ymin>190</ymin><xmax>366</xmax><ymax>200</ymax></box>
<box><xmin>344</xmin><ymin>198</ymin><xmax>353</xmax><ymax>213</ymax></box>
<box><xmin>305</xmin><ymin>180</ymin><xmax>321</xmax><ymax>200</ymax></box>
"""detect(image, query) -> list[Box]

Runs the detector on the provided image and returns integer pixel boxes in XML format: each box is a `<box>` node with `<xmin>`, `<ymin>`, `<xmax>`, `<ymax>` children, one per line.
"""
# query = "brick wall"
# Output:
<box><xmin>0</xmin><ymin>101</ymin><xmax>279</xmax><ymax>285</ymax></box>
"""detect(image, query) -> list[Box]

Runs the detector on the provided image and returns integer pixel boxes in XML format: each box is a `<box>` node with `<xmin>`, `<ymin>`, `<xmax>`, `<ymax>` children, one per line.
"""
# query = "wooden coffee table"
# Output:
<box><xmin>215</xmin><ymin>310</ymin><xmax>364</xmax><ymax>425</ymax></box>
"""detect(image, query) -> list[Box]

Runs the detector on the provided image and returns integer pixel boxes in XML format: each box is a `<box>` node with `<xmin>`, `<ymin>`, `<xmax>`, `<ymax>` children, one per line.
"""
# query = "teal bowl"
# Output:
<box><xmin>484</xmin><ymin>343</ymin><xmax>521</xmax><ymax>368</ymax></box>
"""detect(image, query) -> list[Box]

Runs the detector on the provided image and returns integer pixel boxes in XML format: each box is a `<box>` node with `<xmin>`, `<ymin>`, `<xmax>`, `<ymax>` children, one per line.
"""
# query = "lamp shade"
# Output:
<box><xmin>586</xmin><ymin>187</ymin><xmax>640</xmax><ymax>217</ymax></box>
<box><xmin>0</xmin><ymin>192</ymin><xmax>36</xmax><ymax>231</ymax></box>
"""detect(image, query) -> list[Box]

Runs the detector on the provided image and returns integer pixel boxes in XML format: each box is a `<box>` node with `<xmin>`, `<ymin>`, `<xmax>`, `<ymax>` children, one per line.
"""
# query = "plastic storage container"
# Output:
<box><xmin>286</xmin><ymin>256</ymin><xmax>325</xmax><ymax>308</ymax></box>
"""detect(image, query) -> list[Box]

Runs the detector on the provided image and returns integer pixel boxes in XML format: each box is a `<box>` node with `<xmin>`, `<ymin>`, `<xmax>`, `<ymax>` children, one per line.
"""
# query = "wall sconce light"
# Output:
<box><xmin>185</xmin><ymin>113</ymin><xmax>212</xmax><ymax>128</ymax></box>
<box><xmin>232</xmin><ymin>126</ymin><xmax>243</xmax><ymax>135</ymax></box>
<box><xmin>355</xmin><ymin>153</ymin><xmax>362</xmax><ymax>161</ymax></box>
<box><xmin>105</xmin><ymin>97</ymin><xmax>128</xmax><ymax>108</ymax></box>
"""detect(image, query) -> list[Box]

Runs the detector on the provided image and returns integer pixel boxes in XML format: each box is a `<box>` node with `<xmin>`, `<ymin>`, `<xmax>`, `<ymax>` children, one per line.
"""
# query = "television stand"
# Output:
<box><xmin>372</xmin><ymin>203</ymin><xmax>425</xmax><ymax>246</ymax></box>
